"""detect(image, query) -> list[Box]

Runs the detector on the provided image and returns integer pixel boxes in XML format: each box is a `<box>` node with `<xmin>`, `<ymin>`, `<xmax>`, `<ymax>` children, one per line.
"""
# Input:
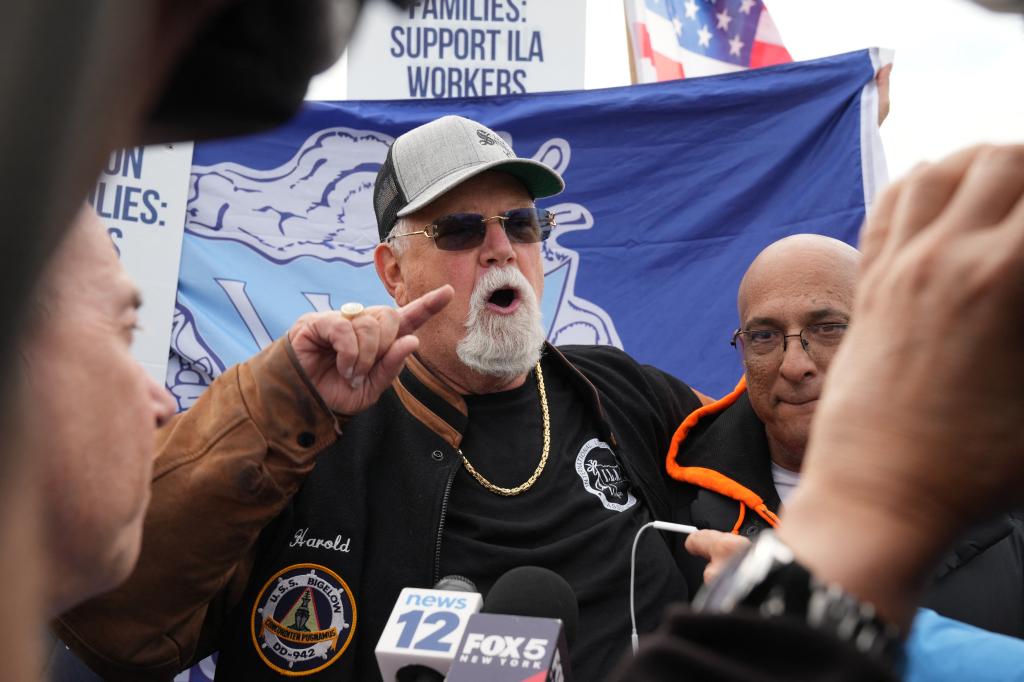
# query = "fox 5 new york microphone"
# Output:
<box><xmin>446</xmin><ymin>613</ymin><xmax>571</xmax><ymax>682</ymax></box>
<box><xmin>447</xmin><ymin>566</ymin><xmax>576</xmax><ymax>682</ymax></box>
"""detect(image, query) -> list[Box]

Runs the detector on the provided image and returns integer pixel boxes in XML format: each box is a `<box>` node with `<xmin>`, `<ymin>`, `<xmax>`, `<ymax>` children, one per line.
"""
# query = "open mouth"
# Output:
<box><xmin>483</xmin><ymin>285</ymin><xmax>523</xmax><ymax>315</ymax></box>
<box><xmin>488</xmin><ymin>287</ymin><xmax>518</xmax><ymax>309</ymax></box>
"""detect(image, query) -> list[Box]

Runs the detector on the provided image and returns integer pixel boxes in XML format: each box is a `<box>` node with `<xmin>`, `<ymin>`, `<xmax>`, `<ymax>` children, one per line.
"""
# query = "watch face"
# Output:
<box><xmin>692</xmin><ymin>530</ymin><xmax>793</xmax><ymax>613</ymax></box>
<box><xmin>694</xmin><ymin>530</ymin><xmax>903</xmax><ymax>673</ymax></box>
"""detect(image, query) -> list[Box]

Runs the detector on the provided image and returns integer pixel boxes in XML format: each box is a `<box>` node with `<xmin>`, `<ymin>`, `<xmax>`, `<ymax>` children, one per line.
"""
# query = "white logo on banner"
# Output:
<box><xmin>171</xmin><ymin>127</ymin><xmax>620</xmax><ymax>408</ymax></box>
<box><xmin>187</xmin><ymin>129</ymin><xmax>388</xmax><ymax>262</ymax></box>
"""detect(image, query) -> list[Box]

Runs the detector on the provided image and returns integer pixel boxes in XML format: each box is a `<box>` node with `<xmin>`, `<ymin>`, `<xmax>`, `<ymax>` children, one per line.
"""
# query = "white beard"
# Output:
<box><xmin>456</xmin><ymin>266</ymin><xmax>545</xmax><ymax>379</ymax></box>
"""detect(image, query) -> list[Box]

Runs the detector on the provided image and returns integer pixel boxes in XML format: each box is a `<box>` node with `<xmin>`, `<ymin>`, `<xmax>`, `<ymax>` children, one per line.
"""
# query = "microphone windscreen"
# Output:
<box><xmin>434</xmin><ymin>575</ymin><xmax>478</xmax><ymax>593</ymax></box>
<box><xmin>482</xmin><ymin>566</ymin><xmax>579</xmax><ymax>646</ymax></box>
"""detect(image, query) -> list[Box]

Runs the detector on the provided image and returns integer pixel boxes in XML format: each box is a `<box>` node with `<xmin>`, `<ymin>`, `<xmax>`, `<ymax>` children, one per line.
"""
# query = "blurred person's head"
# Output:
<box><xmin>22</xmin><ymin>206</ymin><xmax>175</xmax><ymax>614</ymax></box>
<box><xmin>971</xmin><ymin>0</ymin><xmax>1024</xmax><ymax>13</ymax></box>
<box><xmin>734</xmin><ymin>234</ymin><xmax>860</xmax><ymax>471</ymax></box>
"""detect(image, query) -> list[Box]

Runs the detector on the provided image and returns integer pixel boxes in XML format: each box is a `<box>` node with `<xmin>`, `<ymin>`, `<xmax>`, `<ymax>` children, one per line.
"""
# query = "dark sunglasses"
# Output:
<box><xmin>389</xmin><ymin>207</ymin><xmax>556</xmax><ymax>251</ymax></box>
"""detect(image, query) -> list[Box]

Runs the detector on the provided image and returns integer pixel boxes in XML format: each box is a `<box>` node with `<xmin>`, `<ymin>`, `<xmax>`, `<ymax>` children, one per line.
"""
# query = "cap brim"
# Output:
<box><xmin>396</xmin><ymin>158</ymin><xmax>565</xmax><ymax>218</ymax></box>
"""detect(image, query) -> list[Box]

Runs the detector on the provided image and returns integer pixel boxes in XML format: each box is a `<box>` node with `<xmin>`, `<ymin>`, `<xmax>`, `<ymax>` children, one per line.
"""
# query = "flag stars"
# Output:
<box><xmin>729</xmin><ymin>33</ymin><xmax>745</xmax><ymax>56</ymax></box>
<box><xmin>673</xmin><ymin>17</ymin><xmax>683</xmax><ymax>36</ymax></box>
<box><xmin>716</xmin><ymin>9</ymin><xmax>733</xmax><ymax>31</ymax></box>
<box><xmin>684</xmin><ymin>0</ymin><xmax>700</xmax><ymax>20</ymax></box>
<box><xmin>697</xmin><ymin>24</ymin><xmax>712</xmax><ymax>47</ymax></box>
<box><xmin>739</xmin><ymin>0</ymin><xmax>757</xmax><ymax>14</ymax></box>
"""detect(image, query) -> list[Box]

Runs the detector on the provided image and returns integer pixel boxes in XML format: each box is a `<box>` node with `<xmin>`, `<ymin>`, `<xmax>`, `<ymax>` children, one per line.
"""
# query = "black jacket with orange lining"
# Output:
<box><xmin>665</xmin><ymin>378</ymin><xmax>1024</xmax><ymax>638</ymax></box>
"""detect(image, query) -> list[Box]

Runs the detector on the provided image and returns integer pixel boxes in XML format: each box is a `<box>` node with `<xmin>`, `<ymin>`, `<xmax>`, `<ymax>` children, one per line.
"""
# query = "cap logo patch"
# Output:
<box><xmin>251</xmin><ymin>563</ymin><xmax>357</xmax><ymax>676</ymax></box>
<box><xmin>476</xmin><ymin>129</ymin><xmax>514</xmax><ymax>158</ymax></box>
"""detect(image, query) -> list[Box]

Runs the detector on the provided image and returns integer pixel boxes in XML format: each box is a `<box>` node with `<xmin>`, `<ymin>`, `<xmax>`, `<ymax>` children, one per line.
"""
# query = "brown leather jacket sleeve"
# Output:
<box><xmin>53</xmin><ymin>337</ymin><xmax>341</xmax><ymax>681</ymax></box>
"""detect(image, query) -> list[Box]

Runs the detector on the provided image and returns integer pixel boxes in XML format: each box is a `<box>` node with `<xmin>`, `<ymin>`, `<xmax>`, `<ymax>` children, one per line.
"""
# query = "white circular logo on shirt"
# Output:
<box><xmin>575</xmin><ymin>438</ymin><xmax>637</xmax><ymax>512</ymax></box>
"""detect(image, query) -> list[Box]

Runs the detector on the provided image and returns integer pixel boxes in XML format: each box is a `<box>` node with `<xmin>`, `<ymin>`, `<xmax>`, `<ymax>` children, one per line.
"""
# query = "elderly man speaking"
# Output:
<box><xmin>56</xmin><ymin>116</ymin><xmax>705</xmax><ymax>681</ymax></box>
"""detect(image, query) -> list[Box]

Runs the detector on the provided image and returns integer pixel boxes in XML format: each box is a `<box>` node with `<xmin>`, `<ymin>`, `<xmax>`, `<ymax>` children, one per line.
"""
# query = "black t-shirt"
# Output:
<box><xmin>440</xmin><ymin>356</ymin><xmax>688</xmax><ymax>680</ymax></box>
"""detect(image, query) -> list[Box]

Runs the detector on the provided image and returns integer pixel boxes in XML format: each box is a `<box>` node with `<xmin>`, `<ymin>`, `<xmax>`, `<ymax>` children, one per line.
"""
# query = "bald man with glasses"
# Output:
<box><xmin>666</xmin><ymin>233</ymin><xmax>1024</xmax><ymax>639</ymax></box>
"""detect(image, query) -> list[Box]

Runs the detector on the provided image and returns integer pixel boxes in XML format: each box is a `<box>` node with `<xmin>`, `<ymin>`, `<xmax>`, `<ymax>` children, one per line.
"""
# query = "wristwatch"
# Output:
<box><xmin>692</xmin><ymin>530</ymin><xmax>904</xmax><ymax>673</ymax></box>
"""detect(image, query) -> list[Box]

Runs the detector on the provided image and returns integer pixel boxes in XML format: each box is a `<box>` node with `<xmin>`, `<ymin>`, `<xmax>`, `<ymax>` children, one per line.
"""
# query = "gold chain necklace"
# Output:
<box><xmin>459</xmin><ymin>362</ymin><xmax>550</xmax><ymax>497</ymax></box>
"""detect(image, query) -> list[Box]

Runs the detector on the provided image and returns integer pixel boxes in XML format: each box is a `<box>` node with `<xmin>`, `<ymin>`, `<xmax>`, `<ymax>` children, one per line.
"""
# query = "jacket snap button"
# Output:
<box><xmin>297</xmin><ymin>431</ymin><xmax>316</xmax><ymax>448</ymax></box>
<box><xmin>431</xmin><ymin>450</ymin><xmax>444</xmax><ymax>462</ymax></box>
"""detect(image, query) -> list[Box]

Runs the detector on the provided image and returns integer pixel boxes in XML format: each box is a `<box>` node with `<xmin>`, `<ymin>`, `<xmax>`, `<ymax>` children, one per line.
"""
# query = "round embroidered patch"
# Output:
<box><xmin>575</xmin><ymin>437</ymin><xmax>637</xmax><ymax>512</ymax></box>
<box><xmin>251</xmin><ymin>563</ymin><xmax>357</xmax><ymax>676</ymax></box>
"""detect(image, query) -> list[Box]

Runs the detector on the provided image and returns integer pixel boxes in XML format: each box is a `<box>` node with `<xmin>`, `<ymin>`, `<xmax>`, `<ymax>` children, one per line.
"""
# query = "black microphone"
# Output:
<box><xmin>375</xmin><ymin>575</ymin><xmax>482</xmax><ymax>681</ymax></box>
<box><xmin>394</xmin><ymin>665</ymin><xmax>442</xmax><ymax>682</ymax></box>
<box><xmin>447</xmin><ymin>566</ymin><xmax>577</xmax><ymax>681</ymax></box>
<box><xmin>482</xmin><ymin>566</ymin><xmax>579</xmax><ymax>646</ymax></box>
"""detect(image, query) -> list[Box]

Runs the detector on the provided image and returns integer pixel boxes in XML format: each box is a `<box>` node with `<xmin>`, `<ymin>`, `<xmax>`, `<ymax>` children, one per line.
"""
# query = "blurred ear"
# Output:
<box><xmin>375</xmin><ymin>243</ymin><xmax>408</xmax><ymax>306</ymax></box>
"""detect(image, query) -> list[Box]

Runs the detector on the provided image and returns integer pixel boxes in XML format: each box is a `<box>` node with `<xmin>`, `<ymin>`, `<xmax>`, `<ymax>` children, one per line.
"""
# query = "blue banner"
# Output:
<box><xmin>167</xmin><ymin>48</ymin><xmax>883</xmax><ymax>414</ymax></box>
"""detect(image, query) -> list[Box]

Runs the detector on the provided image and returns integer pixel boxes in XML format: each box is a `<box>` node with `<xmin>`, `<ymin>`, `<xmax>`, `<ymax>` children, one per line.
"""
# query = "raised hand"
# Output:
<box><xmin>288</xmin><ymin>285</ymin><xmax>453</xmax><ymax>415</ymax></box>
<box><xmin>812</xmin><ymin>144</ymin><xmax>1024</xmax><ymax>525</ymax></box>
<box><xmin>781</xmin><ymin>145</ymin><xmax>1024</xmax><ymax>629</ymax></box>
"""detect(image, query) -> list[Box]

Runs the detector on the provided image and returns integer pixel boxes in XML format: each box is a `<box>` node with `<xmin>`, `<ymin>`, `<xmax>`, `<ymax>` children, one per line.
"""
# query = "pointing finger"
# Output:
<box><xmin>397</xmin><ymin>285</ymin><xmax>454</xmax><ymax>336</ymax></box>
<box><xmin>684</xmin><ymin>529</ymin><xmax>750</xmax><ymax>563</ymax></box>
<box><xmin>684</xmin><ymin>529</ymin><xmax>719</xmax><ymax>561</ymax></box>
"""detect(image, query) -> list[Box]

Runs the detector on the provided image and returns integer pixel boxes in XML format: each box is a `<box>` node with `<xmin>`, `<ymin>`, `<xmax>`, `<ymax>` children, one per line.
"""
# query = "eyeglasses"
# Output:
<box><xmin>388</xmin><ymin>207</ymin><xmax>556</xmax><ymax>251</ymax></box>
<box><xmin>730</xmin><ymin>323</ymin><xmax>849</xmax><ymax>362</ymax></box>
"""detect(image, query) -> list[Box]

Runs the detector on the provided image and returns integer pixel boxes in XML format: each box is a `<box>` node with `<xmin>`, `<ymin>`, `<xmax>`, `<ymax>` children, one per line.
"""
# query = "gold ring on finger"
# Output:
<box><xmin>340</xmin><ymin>302</ymin><xmax>365</xmax><ymax>320</ymax></box>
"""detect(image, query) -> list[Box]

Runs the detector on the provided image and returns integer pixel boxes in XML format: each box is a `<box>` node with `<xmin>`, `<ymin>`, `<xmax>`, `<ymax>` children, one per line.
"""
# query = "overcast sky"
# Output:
<box><xmin>310</xmin><ymin>0</ymin><xmax>1023</xmax><ymax>181</ymax></box>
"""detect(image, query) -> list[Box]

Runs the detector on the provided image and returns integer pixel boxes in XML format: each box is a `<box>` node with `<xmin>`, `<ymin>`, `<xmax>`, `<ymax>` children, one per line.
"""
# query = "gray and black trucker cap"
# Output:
<box><xmin>373</xmin><ymin>115</ymin><xmax>565</xmax><ymax>240</ymax></box>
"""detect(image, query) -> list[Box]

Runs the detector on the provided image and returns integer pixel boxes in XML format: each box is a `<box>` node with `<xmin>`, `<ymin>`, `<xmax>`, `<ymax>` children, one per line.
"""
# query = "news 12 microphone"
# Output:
<box><xmin>374</xmin><ymin>575</ymin><xmax>482</xmax><ymax>681</ymax></box>
<box><xmin>447</xmin><ymin>566</ymin><xmax>578</xmax><ymax>682</ymax></box>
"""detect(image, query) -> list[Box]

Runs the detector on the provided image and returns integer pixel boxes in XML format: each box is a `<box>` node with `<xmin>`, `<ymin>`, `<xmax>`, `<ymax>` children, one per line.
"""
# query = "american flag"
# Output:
<box><xmin>625</xmin><ymin>0</ymin><xmax>792</xmax><ymax>81</ymax></box>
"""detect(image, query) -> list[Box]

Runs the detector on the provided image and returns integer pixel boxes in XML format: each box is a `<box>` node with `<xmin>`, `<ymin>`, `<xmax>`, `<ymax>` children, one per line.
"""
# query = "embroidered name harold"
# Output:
<box><xmin>290</xmin><ymin>527</ymin><xmax>351</xmax><ymax>552</ymax></box>
<box><xmin>251</xmin><ymin>563</ymin><xmax>357</xmax><ymax>676</ymax></box>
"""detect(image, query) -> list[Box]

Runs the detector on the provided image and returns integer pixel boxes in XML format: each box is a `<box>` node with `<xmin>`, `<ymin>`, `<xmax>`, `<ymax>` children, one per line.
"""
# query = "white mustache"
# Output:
<box><xmin>468</xmin><ymin>266</ymin><xmax>535</xmax><ymax>313</ymax></box>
